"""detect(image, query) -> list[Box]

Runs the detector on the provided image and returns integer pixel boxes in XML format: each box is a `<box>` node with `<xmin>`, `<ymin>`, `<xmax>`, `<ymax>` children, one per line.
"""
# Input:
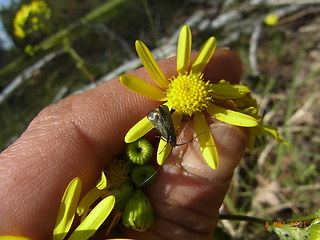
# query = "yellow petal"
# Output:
<box><xmin>211</xmin><ymin>82</ymin><xmax>250</xmax><ymax>99</ymax></box>
<box><xmin>177</xmin><ymin>26</ymin><xmax>192</xmax><ymax>74</ymax></box>
<box><xmin>77</xmin><ymin>172</ymin><xmax>107</xmax><ymax>220</ymax></box>
<box><xmin>191</xmin><ymin>36</ymin><xmax>216</xmax><ymax>74</ymax></box>
<box><xmin>171</xmin><ymin>111</ymin><xmax>182</xmax><ymax>130</ymax></box>
<box><xmin>261</xmin><ymin>124</ymin><xmax>289</xmax><ymax>145</ymax></box>
<box><xmin>53</xmin><ymin>178</ymin><xmax>82</xmax><ymax>240</ymax></box>
<box><xmin>207</xmin><ymin>103</ymin><xmax>259</xmax><ymax>127</ymax></box>
<box><xmin>157</xmin><ymin>138</ymin><xmax>172</xmax><ymax>165</ymax></box>
<box><xmin>96</xmin><ymin>171</ymin><xmax>108</xmax><ymax>190</ymax></box>
<box><xmin>77</xmin><ymin>171</ymin><xmax>108</xmax><ymax>222</ymax></box>
<box><xmin>135</xmin><ymin>40</ymin><xmax>169</xmax><ymax>89</ymax></box>
<box><xmin>68</xmin><ymin>196</ymin><xmax>115</xmax><ymax>240</ymax></box>
<box><xmin>120</xmin><ymin>75</ymin><xmax>166</xmax><ymax>101</ymax></box>
<box><xmin>125</xmin><ymin>116</ymin><xmax>154</xmax><ymax>143</ymax></box>
<box><xmin>77</xmin><ymin>187</ymin><xmax>102</xmax><ymax>221</ymax></box>
<box><xmin>247</xmin><ymin>126</ymin><xmax>262</xmax><ymax>150</ymax></box>
<box><xmin>260</xmin><ymin>124</ymin><xmax>279</xmax><ymax>139</ymax></box>
<box><xmin>194</xmin><ymin>112</ymin><xmax>219</xmax><ymax>169</ymax></box>
<box><xmin>242</xmin><ymin>107</ymin><xmax>260</xmax><ymax>118</ymax></box>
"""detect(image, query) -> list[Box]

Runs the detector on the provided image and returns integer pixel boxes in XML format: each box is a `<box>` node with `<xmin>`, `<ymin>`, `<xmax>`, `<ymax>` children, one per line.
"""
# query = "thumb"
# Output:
<box><xmin>125</xmin><ymin>121</ymin><xmax>248</xmax><ymax>240</ymax></box>
<box><xmin>123</xmin><ymin>52</ymin><xmax>248</xmax><ymax>239</ymax></box>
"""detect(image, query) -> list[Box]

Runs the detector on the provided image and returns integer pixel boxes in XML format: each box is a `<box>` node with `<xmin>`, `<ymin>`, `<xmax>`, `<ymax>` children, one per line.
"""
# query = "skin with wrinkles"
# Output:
<box><xmin>0</xmin><ymin>49</ymin><xmax>246</xmax><ymax>240</ymax></box>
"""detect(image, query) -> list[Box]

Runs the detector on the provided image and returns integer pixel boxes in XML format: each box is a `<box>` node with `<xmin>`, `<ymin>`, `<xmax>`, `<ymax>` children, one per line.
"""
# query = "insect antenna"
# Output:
<box><xmin>136</xmin><ymin>166</ymin><xmax>159</xmax><ymax>188</ymax></box>
<box><xmin>174</xmin><ymin>130</ymin><xmax>207</xmax><ymax>146</ymax></box>
<box><xmin>137</xmin><ymin>141</ymin><xmax>173</xmax><ymax>188</ymax></box>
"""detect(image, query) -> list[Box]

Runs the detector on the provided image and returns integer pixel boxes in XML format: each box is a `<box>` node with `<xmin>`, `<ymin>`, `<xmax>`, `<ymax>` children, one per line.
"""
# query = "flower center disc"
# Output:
<box><xmin>166</xmin><ymin>73</ymin><xmax>212</xmax><ymax>116</ymax></box>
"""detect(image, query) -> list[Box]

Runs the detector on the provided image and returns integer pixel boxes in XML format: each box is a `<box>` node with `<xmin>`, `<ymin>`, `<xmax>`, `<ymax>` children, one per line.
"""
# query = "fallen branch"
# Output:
<box><xmin>0</xmin><ymin>49</ymin><xmax>64</xmax><ymax>105</ymax></box>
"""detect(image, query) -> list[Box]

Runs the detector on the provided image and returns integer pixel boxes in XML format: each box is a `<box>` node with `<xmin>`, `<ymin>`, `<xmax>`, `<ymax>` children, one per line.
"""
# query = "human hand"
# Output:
<box><xmin>0</xmin><ymin>48</ymin><xmax>247</xmax><ymax>240</ymax></box>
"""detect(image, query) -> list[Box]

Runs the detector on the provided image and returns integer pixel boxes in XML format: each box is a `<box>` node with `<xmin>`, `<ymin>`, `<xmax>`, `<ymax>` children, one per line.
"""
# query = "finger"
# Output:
<box><xmin>0</xmin><ymin>49</ymin><xmax>242</xmax><ymax>239</ymax></box>
<box><xmin>203</xmin><ymin>48</ymin><xmax>243</xmax><ymax>84</ymax></box>
<box><xmin>0</xmin><ymin>66</ymin><xmax>156</xmax><ymax>239</ymax></box>
<box><xmin>134</xmin><ymin>123</ymin><xmax>247</xmax><ymax>240</ymax></box>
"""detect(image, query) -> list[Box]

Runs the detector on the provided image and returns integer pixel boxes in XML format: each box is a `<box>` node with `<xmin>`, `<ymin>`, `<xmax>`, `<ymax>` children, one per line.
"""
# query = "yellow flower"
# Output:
<box><xmin>264</xmin><ymin>13</ymin><xmax>279</xmax><ymax>26</ymax></box>
<box><xmin>222</xmin><ymin>93</ymin><xmax>288</xmax><ymax>149</ymax></box>
<box><xmin>13</xmin><ymin>0</ymin><xmax>51</xmax><ymax>39</ymax></box>
<box><xmin>120</xmin><ymin>26</ymin><xmax>261</xmax><ymax>169</ymax></box>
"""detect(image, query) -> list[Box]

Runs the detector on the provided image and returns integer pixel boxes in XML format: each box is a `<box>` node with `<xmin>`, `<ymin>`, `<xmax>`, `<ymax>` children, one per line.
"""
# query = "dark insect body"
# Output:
<box><xmin>142</xmin><ymin>105</ymin><xmax>202</xmax><ymax>187</ymax></box>
<box><xmin>147</xmin><ymin>105</ymin><xmax>177</xmax><ymax>147</ymax></box>
<box><xmin>147</xmin><ymin>105</ymin><xmax>199</xmax><ymax>147</ymax></box>
<box><xmin>139</xmin><ymin>105</ymin><xmax>179</xmax><ymax>187</ymax></box>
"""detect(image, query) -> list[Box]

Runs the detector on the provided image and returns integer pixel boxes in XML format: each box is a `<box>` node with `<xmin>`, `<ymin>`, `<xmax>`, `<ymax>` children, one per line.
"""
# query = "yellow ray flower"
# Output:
<box><xmin>264</xmin><ymin>13</ymin><xmax>279</xmax><ymax>26</ymax></box>
<box><xmin>120</xmin><ymin>25</ymin><xmax>284</xmax><ymax>170</ymax></box>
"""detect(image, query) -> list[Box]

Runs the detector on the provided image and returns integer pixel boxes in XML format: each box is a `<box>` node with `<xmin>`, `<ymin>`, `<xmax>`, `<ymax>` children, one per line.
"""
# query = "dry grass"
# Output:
<box><xmin>218</xmin><ymin>4</ymin><xmax>320</xmax><ymax>239</ymax></box>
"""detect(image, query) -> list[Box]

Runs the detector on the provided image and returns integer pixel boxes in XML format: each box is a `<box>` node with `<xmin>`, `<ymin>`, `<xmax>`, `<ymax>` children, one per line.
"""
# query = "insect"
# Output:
<box><xmin>141</xmin><ymin>105</ymin><xmax>202</xmax><ymax>187</ymax></box>
<box><xmin>147</xmin><ymin>105</ymin><xmax>178</xmax><ymax>147</ymax></box>
<box><xmin>147</xmin><ymin>105</ymin><xmax>201</xmax><ymax>147</ymax></box>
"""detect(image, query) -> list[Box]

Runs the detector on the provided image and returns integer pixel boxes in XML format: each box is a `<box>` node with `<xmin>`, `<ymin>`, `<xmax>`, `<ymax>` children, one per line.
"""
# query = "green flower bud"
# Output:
<box><xmin>114</xmin><ymin>182</ymin><xmax>134</xmax><ymax>210</ymax></box>
<box><xmin>130</xmin><ymin>164</ymin><xmax>157</xmax><ymax>187</ymax></box>
<box><xmin>125</xmin><ymin>138</ymin><xmax>153</xmax><ymax>165</ymax></box>
<box><xmin>122</xmin><ymin>189</ymin><xmax>154</xmax><ymax>232</ymax></box>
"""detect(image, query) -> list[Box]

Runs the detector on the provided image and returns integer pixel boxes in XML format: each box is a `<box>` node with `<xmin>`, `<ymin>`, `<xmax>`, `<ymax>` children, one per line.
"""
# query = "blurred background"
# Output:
<box><xmin>0</xmin><ymin>0</ymin><xmax>319</xmax><ymax>239</ymax></box>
